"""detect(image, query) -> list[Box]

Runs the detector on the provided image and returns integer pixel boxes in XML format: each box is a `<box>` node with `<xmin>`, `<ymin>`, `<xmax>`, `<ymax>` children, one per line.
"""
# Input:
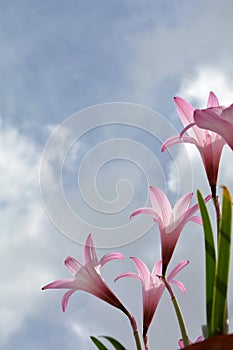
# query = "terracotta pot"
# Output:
<box><xmin>186</xmin><ymin>334</ymin><xmax>233</xmax><ymax>349</ymax></box>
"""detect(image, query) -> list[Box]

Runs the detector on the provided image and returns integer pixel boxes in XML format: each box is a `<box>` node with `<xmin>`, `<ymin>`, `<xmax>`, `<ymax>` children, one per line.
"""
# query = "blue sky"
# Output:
<box><xmin>1</xmin><ymin>1</ymin><xmax>233</xmax><ymax>349</ymax></box>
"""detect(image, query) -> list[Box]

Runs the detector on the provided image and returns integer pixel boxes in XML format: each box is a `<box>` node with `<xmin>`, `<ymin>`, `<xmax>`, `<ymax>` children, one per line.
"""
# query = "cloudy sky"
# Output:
<box><xmin>1</xmin><ymin>1</ymin><xmax>233</xmax><ymax>349</ymax></box>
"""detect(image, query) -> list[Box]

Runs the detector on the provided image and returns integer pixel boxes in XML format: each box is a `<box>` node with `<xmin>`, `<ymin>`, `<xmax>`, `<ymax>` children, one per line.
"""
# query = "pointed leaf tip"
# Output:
<box><xmin>90</xmin><ymin>336</ymin><xmax>109</xmax><ymax>350</ymax></box>
<box><xmin>100</xmin><ymin>336</ymin><xmax>127</xmax><ymax>350</ymax></box>
<box><xmin>221</xmin><ymin>185</ymin><xmax>232</xmax><ymax>202</ymax></box>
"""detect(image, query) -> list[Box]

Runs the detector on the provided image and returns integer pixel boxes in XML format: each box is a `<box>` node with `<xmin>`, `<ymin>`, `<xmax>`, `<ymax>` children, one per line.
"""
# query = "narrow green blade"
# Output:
<box><xmin>90</xmin><ymin>336</ymin><xmax>109</xmax><ymax>350</ymax></box>
<box><xmin>100</xmin><ymin>336</ymin><xmax>127</xmax><ymax>350</ymax></box>
<box><xmin>212</xmin><ymin>187</ymin><xmax>232</xmax><ymax>335</ymax></box>
<box><xmin>197</xmin><ymin>190</ymin><xmax>216</xmax><ymax>337</ymax></box>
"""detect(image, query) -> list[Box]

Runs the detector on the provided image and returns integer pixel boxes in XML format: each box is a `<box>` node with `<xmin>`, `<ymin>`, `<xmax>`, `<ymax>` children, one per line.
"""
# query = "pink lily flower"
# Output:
<box><xmin>162</xmin><ymin>92</ymin><xmax>226</xmax><ymax>190</ymax></box>
<box><xmin>178</xmin><ymin>335</ymin><xmax>204</xmax><ymax>348</ymax></box>
<box><xmin>194</xmin><ymin>102</ymin><xmax>233</xmax><ymax>151</ymax></box>
<box><xmin>115</xmin><ymin>258</ymin><xmax>189</xmax><ymax>336</ymax></box>
<box><xmin>42</xmin><ymin>233</ymin><xmax>128</xmax><ymax>314</ymax></box>
<box><xmin>130</xmin><ymin>186</ymin><xmax>211</xmax><ymax>275</ymax></box>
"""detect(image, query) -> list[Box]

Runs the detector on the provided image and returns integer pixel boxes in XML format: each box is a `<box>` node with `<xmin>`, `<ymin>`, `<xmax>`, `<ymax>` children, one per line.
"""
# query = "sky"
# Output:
<box><xmin>1</xmin><ymin>1</ymin><xmax>233</xmax><ymax>349</ymax></box>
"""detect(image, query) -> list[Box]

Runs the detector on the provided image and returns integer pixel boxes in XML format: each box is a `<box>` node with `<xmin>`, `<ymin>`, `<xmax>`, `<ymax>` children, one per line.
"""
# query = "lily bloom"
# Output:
<box><xmin>178</xmin><ymin>335</ymin><xmax>204</xmax><ymax>349</ymax></box>
<box><xmin>42</xmin><ymin>233</ymin><xmax>128</xmax><ymax>314</ymax></box>
<box><xmin>162</xmin><ymin>92</ymin><xmax>226</xmax><ymax>190</ymax></box>
<box><xmin>115</xmin><ymin>258</ymin><xmax>189</xmax><ymax>337</ymax></box>
<box><xmin>194</xmin><ymin>102</ymin><xmax>233</xmax><ymax>151</ymax></box>
<box><xmin>130</xmin><ymin>186</ymin><xmax>211</xmax><ymax>275</ymax></box>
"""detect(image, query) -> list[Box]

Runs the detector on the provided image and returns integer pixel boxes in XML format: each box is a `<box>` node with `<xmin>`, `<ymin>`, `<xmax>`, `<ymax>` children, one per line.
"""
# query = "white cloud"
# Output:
<box><xmin>178</xmin><ymin>68</ymin><xmax>233</xmax><ymax>107</ymax></box>
<box><xmin>0</xmin><ymin>120</ymin><xmax>59</xmax><ymax>346</ymax></box>
<box><xmin>0</xmin><ymin>120</ymin><xmax>38</xmax><ymax>201</ymax></box>
<box><xmin>123</xmin><ymin>1</ymin><xmax>233</xmax><ymax>107</ymax></box>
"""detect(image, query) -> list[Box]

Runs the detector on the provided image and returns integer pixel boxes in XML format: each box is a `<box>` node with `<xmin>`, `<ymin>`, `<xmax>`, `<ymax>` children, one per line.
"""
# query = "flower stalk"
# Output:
<box><xmin>162</xmin><ymin>277</ymin><xmax>189</xmax><ymax>348</ymax></box>
<box><xmin>127</xmin><ymin>313</ymin><xmax>143</xmax><ymax>350</ymax></box>
<box><xmin>143</xmin><ymin>334</ymin><xmax>149</xmax><ymax>350</ymax></box>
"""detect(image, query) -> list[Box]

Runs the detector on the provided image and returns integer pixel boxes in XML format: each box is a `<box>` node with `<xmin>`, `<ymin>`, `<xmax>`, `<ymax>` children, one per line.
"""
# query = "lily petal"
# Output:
<box><xmin>62</xmin><ymin>290</ymin><xmax>76</xmax><ymax>312</ymax></box>
<box><xmin>130</xmin><ymin>207</ymin><xmax>159</xmax><ymax>221</ymax></box>
<box><xmin>149</xmin><ymin>186</ymin><xmax>172</xmax><ymax>226</ymax></box>
<box><xmin>99</xmin><ymin>252</ymin><xmax>124</xmax><ymax>267</ymax></box>
<box><xmin>167</xmin><ymin>260</ymin><xmax>189</xmax><ymax>280</ymax></box>
<box><xmin>152</xmin><ymin>260</ymin><xmax>162</xmax><ymax>278</ymax></box>
<box><xmin>84</xmin><ymin>233</ymin><xmax>98</xmax><ymax>265</ymax></box>
<box><xmin>131</xmin><ymin>257</ymin><xmax>151</xmax><ymax>289</ymax></box>
<box><xmin>174</xmin><ymin>96</ymin><xmax>195</xmax><ymax>125</ymax></box>
<box><xmin>42</xmin><ymin>278</ymin><xmax>76</xmax><ymax>290</ymax></box>
<box><xmin>207</xmin><ymin>91</ymin><xmax>219</xmax><ymax>108</ymax></box>
<box><xmin>194</xmin><ymin>108</ymin><xmax>233</xmax><ymax>150</ymax></box>
<box><xmin>173</xmin><ymin>193</ymin><xmax>193</xmax><ymax>221</ymax></box>
<box><xmin>222</xmin><ymin>103</ymin><xmax>233</xmax><ymax>123</ymax></box>
<box><xmin>114</xmin><ymin>272</ymin><xmax>141</xmax><ymax>283</ymax></box>
<box><xmin>174</xmin><ymin>96</ymin><xmax>205</xmax><ymax>142</ymax></box>
<box><xmin>170</xmin><ymin>280</ymin><xmax>186</xmax><ymax>294</ymax></box>
<box><xmin>65</xmin><ymin>256</ymin><xmax>82</xmax><ymax>275</ymax></box>
<box><xmin>184</xmin><ymin>195</ymin><xmax>211</xmax><ymax>222</ymax></box>
<box><xmin>161</xmin><ymin>135</ymin><xmax>199</xmax><ymax>152</ymax></box>
<box><xmin>189</xmin><ymin>216</ymin><xmax>202</xmax><ymax>225</ymax></box>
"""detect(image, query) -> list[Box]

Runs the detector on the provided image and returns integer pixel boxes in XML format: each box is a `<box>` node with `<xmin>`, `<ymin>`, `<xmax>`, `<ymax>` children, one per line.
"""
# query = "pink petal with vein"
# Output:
<box><xmin>65</xmin><ymin>256</ymin><xmax>82</xmax><ymax>275</ymax></box>
<box><xmin>131</xmin><ymin>257</ymin><xmax>151</xmax><ymax>288</ymax></box>
<box><xmin>174</xmin><ymin>96</ymin><xmax>205</xmax><ymax>142</ymax></box>
<box><xmin>114</xmin><ymin>272</ymin><xmax>140</xmax><ymax>282</ymax></box>
<box><xmin>99</xmin><ymin>253</ymin><xmax>124</xmax><ymax>267</ymax></box>
<box><xmin>207</xmin><ymin>91</ymin><xmax>219</xmax><ymax>108</ymax></box>
<box><xmin>149</xmin><ymin>186</ymin><xmax>172</xmax><ymax>226</ymax></box>
<box><xmin>42</xmin><ymin>278</ymin><xmax>76</xmax><ymax>290</ymax></box>
<box><xmin>170</xmin><ymin>280</ymin><xmax>186</xmax><ymax>294</ymax></box>
<box><xmin>62</xmin><ymin>290</ymin><xmax>76</xmax><ymax>312</ymax></box>
<box><xmin>130</xmin><ymin>207</ymin><xmax>159</xmax><ymax>221</ymax></box>
<box><xmin>152</xmin><ymin>260</ymin><xmax>162</xmax><ymax>277</ymax></box>
<box><xmin>84</xmin><ymin>233</ymin><xmax>98</xmax><ymax>265</ymax></box>
<box><xmin>189</xmin><ymin>216</ymin><xmax>202</xmax><ymax>224</ymax></box>
<box><xmin>173</xmin><ymin>193</ymin><xmax>193</xmax><ymax>221</ymax></box>
<box><xmin>174</xmin><ymin>96</ymin><xmax>195</xmax><ymax>125</ymax></box>
<box><xmin>194</xmin><ymin>108</ymin><xmax>233</xmax><ymax>150</ymax></box>
<box><xmin>167</xmin><ymin>260</ymin><xmax>189</xmax><ymax>280</ymax></box>
<box><xmin>222</xmin><ymin>104</ymin><xmax>233</xmax><ymax>122</ymax></box>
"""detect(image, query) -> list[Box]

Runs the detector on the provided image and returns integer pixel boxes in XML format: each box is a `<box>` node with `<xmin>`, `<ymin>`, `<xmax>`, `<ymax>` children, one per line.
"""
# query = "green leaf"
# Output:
<box><xmin>90</xmin><ymin>336</ymin><xmax>109</xmax><ymax>350</ymax></box>
<box><xmin>197</xmin><ymin>190</ymin><xmax>216</xmax><ymax>337</ymax></box>
<box><xmin>100</xmin><ymin>336</ymin><xmax>127</xmax><ymax>350</ymax></box>
<box><xmin>212</xmin><ymin>187</ymin><xmax>232</xmax><ymax>335</ymax></box>
<box><xmin>90</xmin><ymin>335</ymin><xmax>126</xmax><ymax>350</ymax></box>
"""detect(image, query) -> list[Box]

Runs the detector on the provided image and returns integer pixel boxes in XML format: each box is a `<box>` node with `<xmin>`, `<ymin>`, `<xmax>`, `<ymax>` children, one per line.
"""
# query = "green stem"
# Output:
<box><xmin>172</xmin><ymin>297</ymin><xmax>189</xmax><ymax>347</ymax></box>
<box><xmin>134</xmin><ymin>330</ymin><xmax>143</xmax><ymax>350</ymax></box>
<box><xmin>126</xmin><ymin>312</ymin><xmax>143</xmax><ymax>350</ymax></box>
<box><xmin>162</xmin><ymin>277</ymin><xmax>189</xmax><ymax>347</ymax></box>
